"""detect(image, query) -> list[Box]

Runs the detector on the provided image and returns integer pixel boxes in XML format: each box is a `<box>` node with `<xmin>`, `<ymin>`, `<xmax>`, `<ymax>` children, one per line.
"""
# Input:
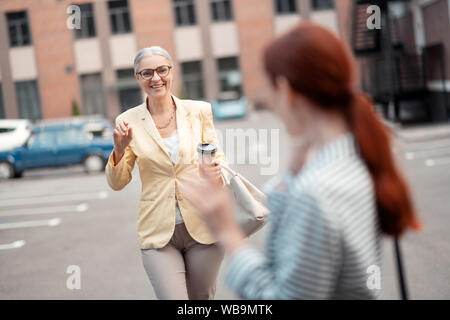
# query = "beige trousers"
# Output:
<box><xmin>141</xmin><ymin>222</ymin><xmax>225</xmax><ymax>300</ymax></box>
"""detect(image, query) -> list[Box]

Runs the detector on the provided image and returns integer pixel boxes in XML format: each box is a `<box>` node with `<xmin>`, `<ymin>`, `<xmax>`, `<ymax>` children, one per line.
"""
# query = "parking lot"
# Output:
<box><xmin>1</xmin><ymin>111</ymin><xmax>450</xmax><ymax>299</ymax></box>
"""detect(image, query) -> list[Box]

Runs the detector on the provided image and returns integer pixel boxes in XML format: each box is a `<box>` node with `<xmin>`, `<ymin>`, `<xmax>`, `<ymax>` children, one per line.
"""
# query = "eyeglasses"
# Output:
<box><xmin>136</xmin><ymin>65</ymin><xmax>172</xmax><ymax>81</ymax></box>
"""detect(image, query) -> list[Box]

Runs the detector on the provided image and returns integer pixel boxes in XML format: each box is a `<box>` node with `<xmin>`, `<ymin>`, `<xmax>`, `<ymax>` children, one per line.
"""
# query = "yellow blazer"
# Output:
<box><xmin>105</xmin><ymin>95</ymin><xmax>228</xmax><ymax>249</ymax></box>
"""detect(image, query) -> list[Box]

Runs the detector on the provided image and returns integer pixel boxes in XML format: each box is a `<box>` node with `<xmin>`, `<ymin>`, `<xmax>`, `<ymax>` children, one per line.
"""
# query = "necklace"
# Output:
<box><xmin>148</xmin><ymin>100</ymin><xmax>176</xmax><ymax>130</ymax></box>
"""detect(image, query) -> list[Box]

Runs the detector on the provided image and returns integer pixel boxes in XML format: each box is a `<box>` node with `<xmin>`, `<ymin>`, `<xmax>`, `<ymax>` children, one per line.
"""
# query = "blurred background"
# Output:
<box><xmin>0</xmin><ymin>0</ymin><xmax>449</xmax><ymax>300</ymax></box>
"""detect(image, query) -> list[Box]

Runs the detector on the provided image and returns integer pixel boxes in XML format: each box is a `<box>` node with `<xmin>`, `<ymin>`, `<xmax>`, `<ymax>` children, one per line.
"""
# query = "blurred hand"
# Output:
<box><xmin>179</xmin><ymin>170</ymin><xmax>247</xmax><ymax>254</ymax></box>
<box><xmin>113</xmin><ymin>120</ymin><xmax>133</xmax><ymax>164</ymax></box>
<box><xmin>198</xmin><ymin>158</ymin><xmax>223</xmax><ymax>186</ymax></box>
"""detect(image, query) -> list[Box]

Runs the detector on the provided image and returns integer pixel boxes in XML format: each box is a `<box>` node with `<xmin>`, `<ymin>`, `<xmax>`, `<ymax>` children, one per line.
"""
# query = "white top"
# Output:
<box><xmin>162</xmin><ymin>131</ymin><xmax>184</xmax><ymax>225</ymax></box>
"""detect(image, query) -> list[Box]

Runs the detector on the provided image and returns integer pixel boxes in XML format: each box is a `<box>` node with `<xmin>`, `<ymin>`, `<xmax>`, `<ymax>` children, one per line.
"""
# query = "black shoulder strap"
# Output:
<box><xmin>394</xmin><ymin>238</ymin><xmax>409</xmax><ymax>300</ymax></box>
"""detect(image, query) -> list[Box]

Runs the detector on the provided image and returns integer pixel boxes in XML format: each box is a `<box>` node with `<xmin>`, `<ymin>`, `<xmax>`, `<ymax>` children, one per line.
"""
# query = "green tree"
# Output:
<box><xmin>72</xmin><ymin>99</ymin><xmax>81</xmax><ymax>116</ymax></box>
<box><xmin>178</xmin><ymin>87</ymin><xmax>187</xmax><ymax>100</ymax></box>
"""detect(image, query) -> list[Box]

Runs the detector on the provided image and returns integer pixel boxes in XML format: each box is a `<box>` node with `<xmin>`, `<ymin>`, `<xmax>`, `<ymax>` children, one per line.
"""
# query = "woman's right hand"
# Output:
<box><xmin>113</xmin><ymin>120</ymin><xmax>133</xmax><ymax>164</ymax></box>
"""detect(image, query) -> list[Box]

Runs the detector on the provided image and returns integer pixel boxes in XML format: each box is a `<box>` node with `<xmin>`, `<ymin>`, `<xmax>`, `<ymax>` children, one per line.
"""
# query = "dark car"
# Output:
<box><xmin>0</xmin><ymin>119</ymin><xmax>114</xmax><ymax>179</ymax></box>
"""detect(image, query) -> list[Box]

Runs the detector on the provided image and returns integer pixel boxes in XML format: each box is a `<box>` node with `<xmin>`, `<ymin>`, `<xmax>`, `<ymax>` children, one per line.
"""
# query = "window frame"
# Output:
<box><xmin>173</xmin><ymin>0</ymin><xmax>197</xmax><ymax>27</ymax></box>
<box><xmin>79</xmin><ymin>73</ymin><xmax>107</xmax><ymax>117</ymax></box>
<box><xmin>181</xmin><ymin>61</ymin><xmax>205</xmax><ymax>100</ymax></box>
<box><xmin>274</xmin><ymin>0</ymin><xmax>298</xmax><ymax>15</ymax></box>
<box><xmin>15</xmin><ymin>80</ymin><xmax>42</xmax><ymax>121</ymax></box>
<box><xmin>210</xmin><ymin>0</ymin><xmax>234</xmax><ymax>22</ymax></box>
<box><xmin>108</xmin><ymin>0</ymin><xmax>132</xmax><ymax>34</ymax></box>
<box><xmin>6</xmin><ymin>11</ymin><xmax>32</xmax><ymax>47</ymax></box>
<box><xmin>310</xmin><ymin>0</ymin><xmax>335</xmax><ymax>12</ymax></box>
<box><xmin>116</xmin><ymin>68</ymin><xmax>142</xmax><ymax>112</ymax></box>
<box><xmin>0</xmin><ymin>83</ymin><xmax>4</xmax><ymax>119</ymax></box>
<box><xmin>217</xmin><ymin>56</ymin><xmax>242</xmax><ymax>96</ymax></box>
<box><xmin>74</xmin><ymin>3</ymin><xmax>96</xmax><ymax>39</ymax></box>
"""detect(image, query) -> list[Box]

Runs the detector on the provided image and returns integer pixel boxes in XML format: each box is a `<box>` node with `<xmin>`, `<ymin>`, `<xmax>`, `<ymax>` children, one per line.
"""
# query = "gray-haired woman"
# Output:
<box><xmin>105</xmin><ymin>46</ymin><xmax>229</xmax><ymax>300</ymax></box>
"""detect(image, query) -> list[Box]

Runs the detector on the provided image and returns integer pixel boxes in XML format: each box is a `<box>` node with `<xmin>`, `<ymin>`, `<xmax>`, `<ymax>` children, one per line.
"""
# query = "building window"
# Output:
<box><xmin>311</xmin><ymin>0</ymin><xmax>334</xmax><ymax>11</ymax></box>
<box><xmin>75</xmin><ymin>3</ymin><xmax>96</xmax><ymax>39</ymax></box>
<box><xmin>108</xmin><ymin>0</ymin><xmax>132</xmax><ymax>34</ymax></box>
<box><xmin>80</xmin><ymin>73</ymin><xmax>106</xmax><ymax>116</ymax></box>
<box><xmin>274</xmin><ymin>0</ymin><xmax>297</xmax><ymax>15</ymax></box>
<box><xmin>181</xmin><ymin>61</ymin><xmax>204</xmax><ymax>100</ymax></box>
<box><xmin>0</xmin><ymin>83</ymin><xmax>4</xmax><ymax>119</ymax></box>
<box><xmin>6</xmin><ymin>11</ymin><xmax>32</xmax><ymax>47</ymax></box>
<box><xmin>217</xmin><ymin>57</ymin><xmax>242</xmax><ymax>96</ymax></box>
<box><xmin>16</xmin><ymin>80</ymin><xmax>42</xmax><ymax>121</ymax></box>
<box><xmin>173</xmin><ymin>0</ymin><xmax>196</xmax><ymax>26</ymax></box>
<box><xmin>211</xmin><ymin>0</ymin><xmax>233</xmax><ymax>22</ymax></box>
<box><xmin>116</xmin><ymin>68</ymin><xmax>142</xmax><ymax>112</ymax></box>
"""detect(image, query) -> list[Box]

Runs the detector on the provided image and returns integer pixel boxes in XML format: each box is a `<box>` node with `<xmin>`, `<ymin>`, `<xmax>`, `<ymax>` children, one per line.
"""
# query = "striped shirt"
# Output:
<box><xmin>225</xmin><ymin>133</ymin><xmax>383</xmax><ymax>300</ymax></box>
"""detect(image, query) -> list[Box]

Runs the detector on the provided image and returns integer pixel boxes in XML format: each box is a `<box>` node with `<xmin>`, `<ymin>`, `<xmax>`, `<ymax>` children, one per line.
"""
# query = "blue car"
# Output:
<box><xmin>0</xmin><ymin>119</ymin><xmax>114</xmax><ymax>179</ymax></box>
<box><xmin>211</xmin><ymin>94</ymin><xmax>248</xmax><ymax>120</ymax></box>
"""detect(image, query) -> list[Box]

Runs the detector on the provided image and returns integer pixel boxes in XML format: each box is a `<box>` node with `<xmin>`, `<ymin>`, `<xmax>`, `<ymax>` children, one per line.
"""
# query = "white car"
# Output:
<box><xmin>0</xmin><ymin>119</ymin><xmax>32</xmax><ymax>151</ymax></box>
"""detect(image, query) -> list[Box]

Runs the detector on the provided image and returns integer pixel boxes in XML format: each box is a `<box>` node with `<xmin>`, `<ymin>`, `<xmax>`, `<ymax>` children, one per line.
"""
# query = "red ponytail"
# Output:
<box><xmin>349</xmin><ymin>93</ymin><xmax>422</xmax><ymax>236</ymax></box>
<box><xmin>264</xmin><ymin>22</ymin><xmax>422</xmax><ymax>237</ymax></box>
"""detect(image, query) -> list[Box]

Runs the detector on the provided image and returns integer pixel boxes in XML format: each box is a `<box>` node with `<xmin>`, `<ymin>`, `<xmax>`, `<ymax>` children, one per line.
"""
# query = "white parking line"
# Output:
<box><xmin>0</xmin><ymin>191</ymin><xmax>32</xmax><ymax>200</ymax></box>
<box><xmin>0</xmin><ymin>218</ymin><xmax>61</xmax><ymax>230</ymax></box>
<box><xmin>425</xmin><ymin>158</ymin><xmax>450</xmax><ymax>167</ymax></box>
<box><xmin>0</xmin><ymin>240</ymin><xmax>26</xmax><ymax>250</ymax></box>
<box><xmin>0</xmin><ymin>191</ymin><xmax>107</xmax><ymax>208</ymax></box>
<box><xmin>405</xmin><ymin>148</ymin><xmax>450</xmax><ymax>160</ymax></box>
<box><xmin>0</xmin><ymin>189</ymin><xmax>107</xmax><ymax>200</ymax></box>
<box><xmin>0</xmin><ymin>203</ymin><xmax>88</xmax><ymax>217</ymax></box>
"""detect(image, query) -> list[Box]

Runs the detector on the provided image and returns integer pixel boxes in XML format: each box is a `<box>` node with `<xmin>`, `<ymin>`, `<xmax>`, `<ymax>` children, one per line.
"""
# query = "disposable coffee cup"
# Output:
<box><xmin>197</xmin><ymin>143</ymin><xmax>217</xmax><ymax>165</ymax></box>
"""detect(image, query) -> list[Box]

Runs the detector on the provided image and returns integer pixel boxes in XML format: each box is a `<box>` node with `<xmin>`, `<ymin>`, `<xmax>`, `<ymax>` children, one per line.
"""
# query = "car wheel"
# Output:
<box><xmin>13</xmin><ymin>171</ymin><xmax>24</xmax><ymax>178</ymax></box>
<box><xmin>84</xmin><ymin>155</ymin><xmax>104</xmax><ymax>174</ymax></box>
<box><xmin>0</xmin><ymin>162</ymin><xmax>14</xmax><ymax>180</ymax></box>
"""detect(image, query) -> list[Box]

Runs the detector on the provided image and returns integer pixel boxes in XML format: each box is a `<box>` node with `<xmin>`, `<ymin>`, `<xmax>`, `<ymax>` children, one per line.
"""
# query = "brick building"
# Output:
<box><xmin>0</xmin><ymin>0</ymin><xmax>351</xmax><ymax>122</ymax></box>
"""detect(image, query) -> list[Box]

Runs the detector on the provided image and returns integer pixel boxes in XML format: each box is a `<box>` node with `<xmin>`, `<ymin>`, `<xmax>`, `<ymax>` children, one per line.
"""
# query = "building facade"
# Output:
<box><xmin>391</xmin><ymin>0</ymin><xmax>450</xmax><ymax>122</ymax></box>
<box><xmin>0</xmin><ymin>0</ymin><xmax>351</xmax><ymax>122</ymax></box>
<box><xmin>351</xmin><ymin>0</ymin><xmax>450</xmax><ymax>123</ymax></box>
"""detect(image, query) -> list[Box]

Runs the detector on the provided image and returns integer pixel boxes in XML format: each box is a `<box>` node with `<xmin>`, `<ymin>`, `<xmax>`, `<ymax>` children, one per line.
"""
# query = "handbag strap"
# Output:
<box><xmin>219</xmin><ymin>169</ymin><xmax>230</xmax><ymax>185</ymax></box>
<box><xmin>219</xmin><ymin>162</ymin><xmax>238</xmax><ymax>177</ymax></box>
<box><xmin>394</xmin><ymin>238</ymin><xmax>409</xmax><ymax>300</ymax></box>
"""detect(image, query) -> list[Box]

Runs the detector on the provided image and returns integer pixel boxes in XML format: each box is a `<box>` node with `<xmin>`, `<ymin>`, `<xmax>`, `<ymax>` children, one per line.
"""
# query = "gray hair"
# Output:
<box><xmin>134</xmin><ymin>46</ymin><xmax>174</xmax><ymax>73</ymax></box>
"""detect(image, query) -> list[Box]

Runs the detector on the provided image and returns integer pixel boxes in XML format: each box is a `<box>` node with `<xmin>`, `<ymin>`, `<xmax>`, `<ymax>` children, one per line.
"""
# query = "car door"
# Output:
<box><xmin>55</xmin><ymin>127</ymin><xmax>89</xmax><ymax>165</ymax></box>
<box><xmin>21</xmin><ymin>131</ymin><xmax>57</xmax><ymax>168</ymax></box>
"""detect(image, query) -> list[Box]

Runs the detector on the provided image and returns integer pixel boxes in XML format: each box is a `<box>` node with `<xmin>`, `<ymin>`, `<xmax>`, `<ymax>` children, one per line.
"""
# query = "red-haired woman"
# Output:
<box><xmin>180</xmin><ymin>22</ymin><xmax>422</xmax><ymax>299</ymax></box>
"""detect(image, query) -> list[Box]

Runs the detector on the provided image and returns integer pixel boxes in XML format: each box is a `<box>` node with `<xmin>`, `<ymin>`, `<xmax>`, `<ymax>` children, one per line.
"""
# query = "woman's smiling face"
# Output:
<box><xmin>135</xmin><ymin>54</ymin><xmax>173</xmax><ymax>99</ymax></box>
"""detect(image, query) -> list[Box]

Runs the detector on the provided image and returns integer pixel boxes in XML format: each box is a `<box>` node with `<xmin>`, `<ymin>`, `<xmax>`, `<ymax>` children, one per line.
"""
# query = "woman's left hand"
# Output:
<box><xmin>178</xmin><ymin>169</ymin><xmax>247</xmax><ymax>254</ymax></box>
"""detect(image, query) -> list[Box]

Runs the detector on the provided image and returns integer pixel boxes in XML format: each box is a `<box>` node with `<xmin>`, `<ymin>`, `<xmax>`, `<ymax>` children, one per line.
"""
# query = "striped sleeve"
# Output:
<box><xmin>225</xmin><ymin>191</ymin><xmax>343</xmax><ymax>300</ymax></box>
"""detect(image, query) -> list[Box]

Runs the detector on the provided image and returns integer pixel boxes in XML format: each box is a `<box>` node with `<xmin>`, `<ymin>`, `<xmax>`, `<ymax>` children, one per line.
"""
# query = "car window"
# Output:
<box><xmin>84</xmin><ymin>123</ymin><xmax>113</xmax><ymax>139</ymax></box>
<box><xmin>28</xmin><ymin>131</ymin><xmax>56</xmax><ymax>149</ymax></box>
<box><xmin>55</xmin><ymin>128</ymin><xmax>88</xmax><ymax>145</ymax></box>
<box><xmin>0</xmin><ymin>128</ymin><xmax>16</xmax><ymax>134</ymax></box>
<box><xmin>218</xmin><ymin>98</ymin><xmax>234</xmax><ymax>103</ymax></box>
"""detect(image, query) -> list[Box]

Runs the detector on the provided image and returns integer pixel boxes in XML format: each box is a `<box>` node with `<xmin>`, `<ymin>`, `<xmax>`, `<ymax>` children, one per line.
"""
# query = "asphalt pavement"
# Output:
<box><xmin>0</xmin><ymin>111</ymin><xmax>449</xmax><ymax>299</ymax></box>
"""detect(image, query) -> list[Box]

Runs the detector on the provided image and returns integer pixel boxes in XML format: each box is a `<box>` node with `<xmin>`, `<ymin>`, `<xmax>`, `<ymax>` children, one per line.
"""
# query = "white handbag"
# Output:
<box><xmin>219</xmin><ymin>163</ymin><xmax>270</xmax><ymax>237</ymax></box>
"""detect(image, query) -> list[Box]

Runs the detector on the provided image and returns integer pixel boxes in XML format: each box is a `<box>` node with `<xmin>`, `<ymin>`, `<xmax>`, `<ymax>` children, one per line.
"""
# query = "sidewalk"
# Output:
<box><xmin>382</xmin><ymin>118</ymin><xmax>450</xmax><ymax>143</ymax></box>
